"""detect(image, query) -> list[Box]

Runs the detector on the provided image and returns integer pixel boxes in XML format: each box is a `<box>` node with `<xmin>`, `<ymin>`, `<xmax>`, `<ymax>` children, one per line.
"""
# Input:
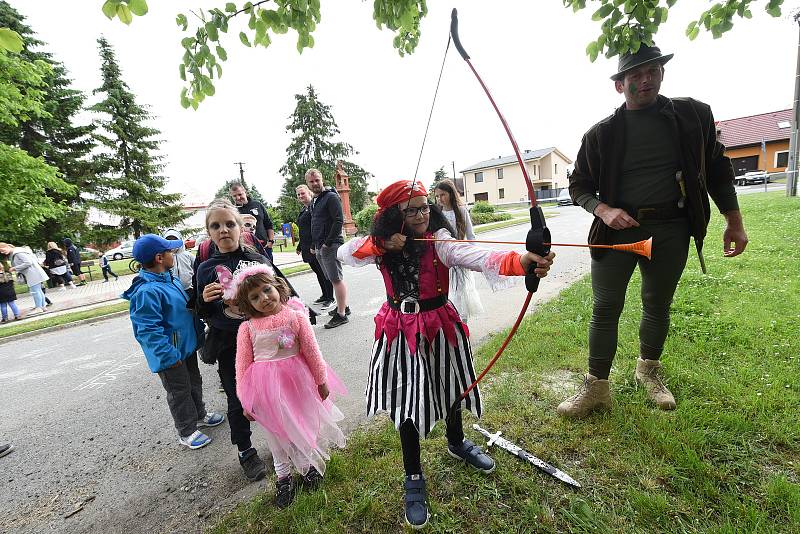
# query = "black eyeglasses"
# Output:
<box><xmin>402</xmin><ymin>204</ymin><xmax>431</xmax><ymax>219</ymax></box>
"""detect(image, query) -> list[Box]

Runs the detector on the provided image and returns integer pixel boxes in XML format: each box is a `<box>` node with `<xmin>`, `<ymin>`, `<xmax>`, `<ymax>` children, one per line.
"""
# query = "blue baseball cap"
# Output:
<box><xmin>132</xmin><ymin>234</ymin><xmax>182</xmax><ymax>263</ymax></box>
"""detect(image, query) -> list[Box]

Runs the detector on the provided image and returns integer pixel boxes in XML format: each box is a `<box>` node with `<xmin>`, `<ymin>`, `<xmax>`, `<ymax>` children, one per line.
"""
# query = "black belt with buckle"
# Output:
<box><xmin>387</xmin><ymin>294</ymin><xmax>447</xmax><ymax>314</ymax></box>
<box><xmin>627</xmin><ymin>205</ymin><xmax>688</xmax><ymax>222</ymax></box>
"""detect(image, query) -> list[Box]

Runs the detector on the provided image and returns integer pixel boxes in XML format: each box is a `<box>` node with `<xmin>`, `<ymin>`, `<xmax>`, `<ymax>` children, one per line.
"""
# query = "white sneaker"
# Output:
<box><xmin>197</xmin><ymin>412</ymin><xmax>225</xmax><ymax>427</ymax></box>
<box><xmin>178</xmin><ymin>430</ymin><xmax>212</xmax><ymax>449</ymax></box>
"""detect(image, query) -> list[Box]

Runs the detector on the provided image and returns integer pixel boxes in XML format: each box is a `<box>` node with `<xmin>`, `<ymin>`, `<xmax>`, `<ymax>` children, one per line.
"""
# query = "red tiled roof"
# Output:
<box><xmin>716</xmin><ymin>109</ymin><xmax>792</xmax><ymax>149</ymax></box>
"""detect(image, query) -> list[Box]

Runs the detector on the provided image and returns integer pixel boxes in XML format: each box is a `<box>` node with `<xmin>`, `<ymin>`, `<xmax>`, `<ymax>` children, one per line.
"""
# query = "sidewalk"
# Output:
<box><xmin>0</xmin><ymin>251</ymin><xmax>306</xmax><ymax>328</ymax></box>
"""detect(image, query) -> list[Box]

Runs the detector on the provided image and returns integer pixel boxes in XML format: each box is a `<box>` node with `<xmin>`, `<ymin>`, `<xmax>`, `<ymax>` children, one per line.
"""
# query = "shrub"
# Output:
<box><xmin>470</xmin><ymin>211</ymin><xmax>512</xmax><ymax>225</ymax></box>
<box><xmin>353</xmin><ymin>204</ymin><xmax>379</xmax><ymax>234</ymax></box>
<box><xmin>472</xmin><ymin>201</ymin><xmax>495</xmax><ymax>214</ymax></box>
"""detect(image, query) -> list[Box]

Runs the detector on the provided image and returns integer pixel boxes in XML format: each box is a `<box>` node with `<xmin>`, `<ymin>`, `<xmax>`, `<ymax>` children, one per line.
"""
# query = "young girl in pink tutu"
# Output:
<box><xmin>230</xmin><ymin>265</ymin><xmax>346</xmax><ymax>508</ymax></box>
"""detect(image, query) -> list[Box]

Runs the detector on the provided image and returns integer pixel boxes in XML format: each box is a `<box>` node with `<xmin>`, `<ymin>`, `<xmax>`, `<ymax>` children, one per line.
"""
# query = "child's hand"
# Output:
<box><xmin>318</xmin><ymin>383</ymin><xmax>330</xmax><ymax>401</ymax></box>
<box><xmin>520</xmin><ymin>250</ymin><xmax>556</xmax><ymax>278</ymax></box>
<box><xmin>202</xmin><ymin>282</ymin><xmax>223</xmax><ymax>302</ymax></box>
<box><xmin>243</xmin><ymin>410</ymin><xmax>255</xmax><ymax>421</ymax></box>
<box><xmin>383</xmin><ymin>233</ymin><xmax>406</xmax><ymax>251</ymax></box>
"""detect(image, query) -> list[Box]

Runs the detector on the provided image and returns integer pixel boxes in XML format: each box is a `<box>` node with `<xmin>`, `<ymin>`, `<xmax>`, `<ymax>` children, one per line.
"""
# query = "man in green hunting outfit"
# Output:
<box><xmin>559</xmin><ymin>44</ymin><xmax>749</xmax><ymax>418</ymax></box>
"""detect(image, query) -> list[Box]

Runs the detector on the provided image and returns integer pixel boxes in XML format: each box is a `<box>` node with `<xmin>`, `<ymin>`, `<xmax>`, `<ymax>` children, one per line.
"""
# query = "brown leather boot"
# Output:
<box><xmin>635</xmin><ymin>358</ymin><xmax>676</xmax><ymax>410</ymax></box>
<box><xmin>556</xmin><ymin>374</ymin><xmax>611</xmax><ymax>418</ymax></box>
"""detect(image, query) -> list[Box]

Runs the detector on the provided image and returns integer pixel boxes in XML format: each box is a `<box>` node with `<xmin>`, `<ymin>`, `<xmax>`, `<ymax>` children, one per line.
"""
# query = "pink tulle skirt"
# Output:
<box><xmin>238</xmin><ymin>356</ymin><xmax>347</xmax><ymax>476</ymax></box>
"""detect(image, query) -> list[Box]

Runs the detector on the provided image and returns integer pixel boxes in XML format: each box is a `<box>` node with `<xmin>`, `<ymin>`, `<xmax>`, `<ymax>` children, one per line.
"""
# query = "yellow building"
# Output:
<box><xmin>716</xmin><ymin>109</ymin><xmax>791</xmax><ymax>176</ymax></box>
<box><xmin>459</xmin><ymin>147</ymin><xmax>573</xmax><ymax>205</ymax></box>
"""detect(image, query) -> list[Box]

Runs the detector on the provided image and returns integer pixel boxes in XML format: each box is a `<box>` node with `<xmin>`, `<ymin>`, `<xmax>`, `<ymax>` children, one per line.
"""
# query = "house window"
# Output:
<box><xmin>555</xmin><ymin>163</ymin><xmax>558</xmax><ymax>174</ymax></box>
<box><xmin>498</xmin><ymin>188</ymin><xmax>505</xmax><ymax>199</ymax></box>
<box><xmin>532</xmin><ymin>165</ymin><xmax>537</xmax><ymax>176</ymax></box>
<box><xmin>497</xmin><ymin>168</ymin><xmax>504</xmax><ymax>179</ymax></box>
<box><xmin>775</xmin><ymin>151</ymin><xmax>789</xmax><ymax>168</ymax></box>
<box><xmin>475</xmin><ymin>172</ymin><xmax>483</xmax><ymax>183</ymax></box>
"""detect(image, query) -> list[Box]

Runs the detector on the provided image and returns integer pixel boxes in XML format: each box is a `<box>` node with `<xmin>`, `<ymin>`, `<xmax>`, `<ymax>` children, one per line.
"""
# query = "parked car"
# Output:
<box><xmin>735</xmin><ymin>171</ymin><xmax>769</xmax><ymax>186</ymax></box>
<box><xmin>557</xmin><ymin>189</ymin><xmax>573</xmax><ymax>206</ymax></box>
<box><xmin>104</xmin><ymin>240</ymin><xmax>135</xmax><ymax>260</ymax></box>
<box><xmin>186</xmin><ymin>233</ymin><xmax>207</xmax><ymax>250</ymax></box>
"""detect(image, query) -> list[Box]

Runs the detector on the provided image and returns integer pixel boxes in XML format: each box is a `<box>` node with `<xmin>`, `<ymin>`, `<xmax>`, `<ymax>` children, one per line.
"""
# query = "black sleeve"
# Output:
<box><xmin>194</xmin><ymin>263</ymin><xmax>215</xmax><ymax>319</ymax></box>
<box><xmin>324</xmin><ymin>195</ymin><xmax>344</xmax><ymax>246</ymax></box>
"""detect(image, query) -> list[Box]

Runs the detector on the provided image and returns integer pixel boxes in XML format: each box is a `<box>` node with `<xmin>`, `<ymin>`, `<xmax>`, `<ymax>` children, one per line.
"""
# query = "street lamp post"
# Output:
<box><xmin>787</xmin><ymin>11</ymin><xmax>800</xmax><ymax>197</ymax></box>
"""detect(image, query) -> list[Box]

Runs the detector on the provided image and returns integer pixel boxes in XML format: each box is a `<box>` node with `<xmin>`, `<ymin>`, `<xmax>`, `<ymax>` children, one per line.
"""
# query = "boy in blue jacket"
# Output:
<box><xmin>123</xmin><ymin>234</ymin><xmax>224</xmax><ymax>449</ymax></box>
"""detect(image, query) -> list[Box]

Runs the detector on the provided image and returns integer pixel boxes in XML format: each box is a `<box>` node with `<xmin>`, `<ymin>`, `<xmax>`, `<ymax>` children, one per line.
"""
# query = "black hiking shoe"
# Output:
<box><xmin>300</xmin><ymin>467</ymin><xmax>324</xmax><ymax>490</ymax></box>
<box><xmin>328</xmin><ymin>306</ymin><xmax>351</xmax><ymax>317</ymax></box>
<box><xmin>239</xmin><ymin>448</ymin><xmax>267</xmax><ymax>482</ymax></box>
<box><xmin>404</xmin><ymin>473</ymin><xmax>429</xmax><ymax>529</ymax></box>
<box><xmin>313</xmin><ymin>296</ymin><xmax>328</xmax><ymax>304</ymax></box>
<box><xmin>275</xmin><ymin>475</ymin><xmax>296</xmax><ymax>508</ymax></box>
<box><xmin>447</xmin><ymin>439</ymin><xmax>495</xmax><ymax>474</ymax></box>
<box><xmin>324</xmin><ymin>312</ymin><xmax>349</xmax><ymax>329</ymax></box>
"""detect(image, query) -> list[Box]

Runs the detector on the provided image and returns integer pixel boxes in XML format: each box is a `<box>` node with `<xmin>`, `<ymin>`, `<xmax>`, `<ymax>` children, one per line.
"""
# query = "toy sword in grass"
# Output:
<box><xmin>472</xmin><ymin>424</ymin><xmax>581</xmax><ymax>489</ymax></box>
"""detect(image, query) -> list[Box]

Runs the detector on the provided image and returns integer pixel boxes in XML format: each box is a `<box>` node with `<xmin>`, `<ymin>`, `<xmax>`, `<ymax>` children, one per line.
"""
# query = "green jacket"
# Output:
<box><xmin>569</xmin><ymin>95</ymin><xmax>738</xmax><ymax>260</ymax></box>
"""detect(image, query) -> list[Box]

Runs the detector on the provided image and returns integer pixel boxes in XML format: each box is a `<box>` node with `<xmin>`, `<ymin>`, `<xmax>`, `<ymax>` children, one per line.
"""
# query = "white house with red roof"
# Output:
<box><xmin>716</xmin><ymin>109</ymin><xmax>791</xmax><ymax>177</ymax></box>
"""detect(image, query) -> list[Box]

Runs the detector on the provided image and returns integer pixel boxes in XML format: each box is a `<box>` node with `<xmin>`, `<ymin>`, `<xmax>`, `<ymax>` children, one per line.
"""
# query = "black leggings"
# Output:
<box><xmin>399</xmin><ymin>407</ymin><xmax>464</xmax><ymax>476</ymax></box>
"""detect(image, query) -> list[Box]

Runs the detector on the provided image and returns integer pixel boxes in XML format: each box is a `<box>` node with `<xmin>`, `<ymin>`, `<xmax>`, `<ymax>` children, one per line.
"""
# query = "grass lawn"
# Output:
<box><xmin>0</xmin><ymin>301</ymin><xmax>130</xmax><ymax>339</ymax></box>
<box><xmin>212</xmin><ymin>192</ymin><xmax>799</xmax><ymax>533</ymax></box>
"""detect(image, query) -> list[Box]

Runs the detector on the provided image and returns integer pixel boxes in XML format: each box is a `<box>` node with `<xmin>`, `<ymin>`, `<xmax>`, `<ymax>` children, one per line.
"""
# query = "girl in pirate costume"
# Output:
<box><xmin>337</xmin><ymin>180</ymin><xmax>555</xmax><ymax>528</ymax></box>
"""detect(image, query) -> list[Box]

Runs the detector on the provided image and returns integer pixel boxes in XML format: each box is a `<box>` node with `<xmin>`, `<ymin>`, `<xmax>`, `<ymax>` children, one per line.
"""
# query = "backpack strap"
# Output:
<box><xmin>199</xmin><ymin>239</ymin><xmax>212</xmax><ymax>263</ymax></box>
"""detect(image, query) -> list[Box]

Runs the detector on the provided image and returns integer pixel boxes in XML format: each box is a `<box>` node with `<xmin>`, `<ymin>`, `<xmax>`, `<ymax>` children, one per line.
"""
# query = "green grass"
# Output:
<box><xmin>475</xmin><ymin>213</ymin><xmax>555</xmax><ymax>234</ymax></box>
<box><xmin>212</xmin><ymin>192</ymin><xmax>799</xmax><ymax>533</ymax></box>
<box><xmin>0</xmin><ymin>301</ymin><xmax>130</xmax><ymax>339</ymax></box>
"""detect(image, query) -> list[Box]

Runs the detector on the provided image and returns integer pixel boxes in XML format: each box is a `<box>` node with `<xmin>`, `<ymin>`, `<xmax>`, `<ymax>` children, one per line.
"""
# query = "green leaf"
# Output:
<box><xmin>766</xmin><ymin>6</ymin><xmax>781</xmax><ymax>17</ymax></box>
<box><xmin>102</xmin><ymin>0</ymin><xmax>119</xmax><ymax>19</ymax></box>
<box><xmin>225</xmin><ymin>2</ymin><xmax>237</xmax><ymax>13</ymax></box>
<box><xmin>0</xmin><ymin>28</ymin><xmax>24</xmax><ymax>53</ymax></box>
<box><xmin>667</xmin><ymin>0</ymin><xmax>677</xmax><ymax>6</ymax></box>
<box><xmin>116</xmin><ymin>4</ymin><xmax>133</xmax><ymax>24</ymax></box>
<box><xmin>586</xmin><ymin>40</ymin><xmax>599</xmax><ymax>62</ymax></box>
<box><xmin>685</xmin><ymin>21</ymin><xmax>697</xmax><ymax>36</ymax></box>
<box><xmin>216</xmin><ymin>45</ymin><xmax>227</xmax><ymax>61</ymax></box>
<box><xmin>128</xmin><ymin>0</ymin><xmax>148</xmax><ymax>16</ymax></box>
<box><xmin>176</xmin><ymin>13</ymin><xmax>188</xmax><ymax>29</ymax></box>
<box><xmin>660</xmin><ymin>7</ymin><xmax>668</xmax><ymax>23</ymax></box>
<box><xmin>205</xmin><ymin>22</ymin><xmax>219</xmax><ymax>41</ymax></box>
<box><xmin>591</xmin><ymin>4</ymin><xmax>615</xmax><ymax>21</ymax></box>
<box><xmin>689</xmin><ymin>26</ymin><xmax>700</xmax><ymax>40</ymax></box>
<box><xmin>239</xmin><ymin>31</ymin><xmax>251</xmax><ymax>47</ymax></box>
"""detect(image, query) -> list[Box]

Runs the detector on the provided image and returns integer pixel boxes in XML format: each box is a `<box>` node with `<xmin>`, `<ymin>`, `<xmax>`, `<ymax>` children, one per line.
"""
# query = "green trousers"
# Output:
<box><xmin>588</xmin><ymin>218</ymin><xmax>690</xmax><ymax>379</ymax></box>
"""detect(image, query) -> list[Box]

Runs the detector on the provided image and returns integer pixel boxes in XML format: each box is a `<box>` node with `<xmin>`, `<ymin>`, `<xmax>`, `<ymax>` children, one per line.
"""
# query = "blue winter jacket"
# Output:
<box><xmin>122</xmin><ymin>269</ymin><xmax>199</xmax><ymax>373</ymax></box>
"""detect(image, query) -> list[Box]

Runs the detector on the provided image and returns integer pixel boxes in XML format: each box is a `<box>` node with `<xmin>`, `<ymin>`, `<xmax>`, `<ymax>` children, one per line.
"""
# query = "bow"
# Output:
<box><xmin>450</xmin><ymin>8</ymin><xmax>551</xmax><ymax>401</ymax></box>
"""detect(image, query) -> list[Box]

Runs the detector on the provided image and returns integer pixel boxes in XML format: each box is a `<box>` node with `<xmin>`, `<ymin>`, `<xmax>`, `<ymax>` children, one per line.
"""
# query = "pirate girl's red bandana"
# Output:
<box><xmin>376</xmin><ymin>180</ymin><xmax>428</xmax><ymax>210</ymax></box>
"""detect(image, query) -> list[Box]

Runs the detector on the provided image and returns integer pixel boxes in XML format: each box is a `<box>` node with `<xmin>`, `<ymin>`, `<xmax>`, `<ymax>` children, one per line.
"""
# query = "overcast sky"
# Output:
<box><xmin>14</xmin><ymin>0</ymin><xmax>800</xmax><ymax>205</ymax></box>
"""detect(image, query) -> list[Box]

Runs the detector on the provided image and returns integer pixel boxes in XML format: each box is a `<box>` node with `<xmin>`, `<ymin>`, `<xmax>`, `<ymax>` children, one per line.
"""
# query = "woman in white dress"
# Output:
<box><xmin>433</xmin><ymin>179</ymin><xmax>484</xmax><ymax>322</ymax></box>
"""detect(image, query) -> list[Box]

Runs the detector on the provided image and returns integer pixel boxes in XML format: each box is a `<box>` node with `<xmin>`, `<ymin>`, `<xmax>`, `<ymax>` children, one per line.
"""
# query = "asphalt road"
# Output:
<box><xmin>0</xmin><ymin>206</ymin><xmax>593</xmax><ymax>534</ymax></box>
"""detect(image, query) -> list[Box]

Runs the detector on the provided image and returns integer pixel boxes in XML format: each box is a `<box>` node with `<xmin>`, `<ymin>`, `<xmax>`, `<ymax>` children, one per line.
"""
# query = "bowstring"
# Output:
<box><xmin>400</xmin><ymin>33</ymin><xmax>452</xmax><ymax>235</ymax></box>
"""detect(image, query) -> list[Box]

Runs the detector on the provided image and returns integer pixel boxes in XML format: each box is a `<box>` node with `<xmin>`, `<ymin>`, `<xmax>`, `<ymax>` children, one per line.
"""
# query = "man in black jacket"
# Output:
<box><xmin>558</xmin><ymin>45</ymin><xmax>748</xmax><ymax>418</ymax></box>
<box><xmin>305</xmin><ymin>168</ymin><xmax>350</xmax><ymax>329</ymax></box>
<box><xmin>295</xmin><ymin>184</ymin><xmax>334</xmax><ymax>304</ymax></box>
<box><xmin>229</xmin><ymin>183</ymin><xmax>275</xmax><ymax>261</ymax></box>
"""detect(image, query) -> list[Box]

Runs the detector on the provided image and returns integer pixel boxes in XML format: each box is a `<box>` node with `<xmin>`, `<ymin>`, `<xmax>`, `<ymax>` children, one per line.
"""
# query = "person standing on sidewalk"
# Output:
<box><xmin>99</xmin><ymin>255</ymin><xmax>120</xmax><ymax>282</ymax></box>
<box><xmin>0</xmin><ymin>260</ymin><xmax>22</xmax><ymax>322</ymax></box>
<box><xmin>229</xmin><ymin>183</ymin><xmax>275</xmax><ymax>262</ymax></box>
<box><xmin>122</xmin><ymin>234</ymin><xmax>225</xmax><ymax>449</ymax></box>
<box><xmin>0</xmin><ymin>243</ymin><xmax>49</xmax><ymax>314</ymax></box>
<box><xmin>305</xmin><ymin>168</ymin><xmax>349</xmax><ymax>328</ymax></box>
<box><xmin>44</xmin><ymin>242</ymin><xmax>75</xmax><ymax>289</ymax></box>
<box><xmin>558</xmin><ymin>44</ymin><xmax>748</xmax><ymax>419</ymax></box>
<box><xmin>62</xmin><ymin>238</ymin><xmax>87</xmax><ymax>286</ymax></box>
<box><xmin>295</xmin><ymin>184</ymin><xmax>333</xmax><ymax>305</ymax></box>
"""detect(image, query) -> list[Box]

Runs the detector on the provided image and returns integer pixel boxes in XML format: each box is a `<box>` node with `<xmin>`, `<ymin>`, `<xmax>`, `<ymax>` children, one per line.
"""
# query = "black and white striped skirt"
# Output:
<box><xmin>365</xmin><ymin>324</ymin><xmax>482</xmax><ymax>438</ymax></box>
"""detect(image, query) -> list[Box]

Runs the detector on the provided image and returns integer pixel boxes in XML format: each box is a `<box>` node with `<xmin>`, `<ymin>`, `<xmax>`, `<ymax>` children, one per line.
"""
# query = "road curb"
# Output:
<box><xmin>0</xmin><ymin>264</ymin><xmax>314</xmax><ymax>345</ymax></box>
<box><xmin>0</xmin><ymin>310</ymin><xmax>131</xmax><ymax>346</ymax></box>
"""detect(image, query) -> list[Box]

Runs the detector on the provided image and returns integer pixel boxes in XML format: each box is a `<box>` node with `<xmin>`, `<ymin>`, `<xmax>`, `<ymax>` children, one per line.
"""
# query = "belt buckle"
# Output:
<box><xmin>637</xmin><ymin>207</ymin><xmax>656</xmax><ymax>220</ymax></box>
<box><xmin>400</xmin><ymin>298</ymin><xmax>420</xmax><ymax>314</ymax></box>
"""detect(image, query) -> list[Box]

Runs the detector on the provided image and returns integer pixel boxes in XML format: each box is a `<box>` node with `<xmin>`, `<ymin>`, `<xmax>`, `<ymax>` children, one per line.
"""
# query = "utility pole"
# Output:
<box><xmin>787</xmin><ymin>11</ymin><xmax>800</xmax><ymax>197</ymax></box>
<box><xmin>234</xmin><ymin>162</ymin><xmax>246</xmax><ymax>183</ymax></box>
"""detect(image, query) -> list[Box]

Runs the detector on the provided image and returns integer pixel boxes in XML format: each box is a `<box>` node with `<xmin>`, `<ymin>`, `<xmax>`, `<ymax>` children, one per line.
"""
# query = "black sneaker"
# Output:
<box><xmin>275</xmin><ymin>475</ymin><xmax>296</xmax><ymax>509</ymax></box>
<box><xmin>300</xmin><ymin>466</ymin><xmax>324</xmax><ymax>490</ymax></box>
<box><xmin>447</xmin><ymin>439</ymin><xmax>495</xmax><ymax>474</ymax></box>
<box><xmin>313</xmin><ymin>296</ymin><xmax>328</xmax><ymax>304</ymax></box>
<box><xmin>324</xmin><ymin>312</ymin><xmax>349</xmax><ymax>329</ymax></box>
<box><xmin>239</xmin><ymin>448</ymin><xmax>267</xmax><ymax>482</ymax></box>
<box><xmin>404</xmin><ymin>473</ymin><xmax>429</xmax><ymax>529</ymax></box>
<box><xmin>318</xmin><ymin>299</ymin><xmax>336</xmax><ymax>310</ymax></box>
<box><xmin>328</xmin><ymin>306</ymin><xmax>351</xmax><ymax>317</ymax></box>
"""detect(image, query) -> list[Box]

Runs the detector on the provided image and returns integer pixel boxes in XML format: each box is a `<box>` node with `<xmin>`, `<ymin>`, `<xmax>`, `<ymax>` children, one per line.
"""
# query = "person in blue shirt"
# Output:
<box><xmin>122</xmin><ymin>234</ymin><xmax>224</xmax><ymax>449</ymax></box>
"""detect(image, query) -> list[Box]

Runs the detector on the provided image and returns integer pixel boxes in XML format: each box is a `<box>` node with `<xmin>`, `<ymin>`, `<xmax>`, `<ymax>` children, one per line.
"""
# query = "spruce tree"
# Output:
<box><xmin>90</xmin><ymin>36</ymin><xmax>186</xmax><ymax>240</ymax></box>
<box><xmin>278</xmin><ymin>85</ymin><xmax>371</xmax><ymax>223</ymax></box>
<box><xmin>0</xmin><ymin>1</ymin><xmax>95</xmax><ymax>245</ymax></box>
